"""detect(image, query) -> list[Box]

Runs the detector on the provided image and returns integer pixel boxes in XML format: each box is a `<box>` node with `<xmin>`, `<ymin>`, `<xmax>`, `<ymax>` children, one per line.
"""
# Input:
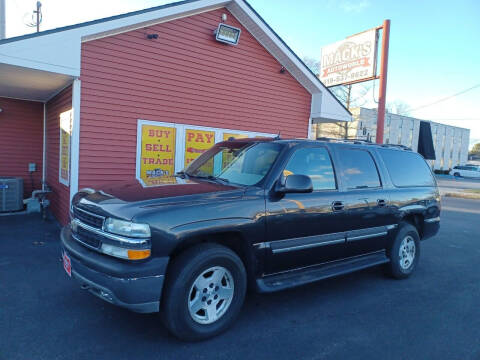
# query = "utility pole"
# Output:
<box><xmin>344</xmin><ymin>84</ymin><xmax>352</xmax><ymax>139</ymax></box>
<box><xmin>0</xmin><ymin>0</ymin><xmax>6</xmax><ymax>40</ymax></box>
<box><xmin>34</xmin><ymin>1</ymin><xmax>42</xmax><ymax>32</ymax></box>
<box><xmin>375</xmin><ymin>19</ymin><xmax>390</xmax><ymax>144</ymax></box>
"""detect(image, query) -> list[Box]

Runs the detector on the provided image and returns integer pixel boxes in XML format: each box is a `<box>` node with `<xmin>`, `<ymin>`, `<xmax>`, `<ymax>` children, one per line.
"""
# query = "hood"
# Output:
<box><xmin>74</xmin><ymin>178</ymin><xmax>244</xmax><ymax>220</ymax></box>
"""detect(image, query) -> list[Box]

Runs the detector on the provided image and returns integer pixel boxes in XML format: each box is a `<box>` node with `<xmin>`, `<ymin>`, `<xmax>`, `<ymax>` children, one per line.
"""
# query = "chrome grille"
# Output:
<box><xmin>73</xmin><ymin>206</ymin><xmax>105</xmax><ymax>229</ymax></box>
<box><xmin>72</xmin><ymin>226</ymin><xmax>102</xmax><ymax>249</ymax></box>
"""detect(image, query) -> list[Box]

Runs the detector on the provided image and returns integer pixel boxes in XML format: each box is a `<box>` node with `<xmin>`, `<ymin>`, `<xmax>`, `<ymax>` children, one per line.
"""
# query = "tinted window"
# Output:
<box><xmin>284</xmin><ymin>147</ymin><xmax>336</xmax><ymax>190</ymax></box>
<box><xmin>186</xmin><ymin>142</ymin><xmax>282</xmax><ymax>186</ymax></box>
<box><xmin>378</xmin><ymin>149</ymin><xmax>435</xmax><ymax>187</ymax></box>
<box><xmin>337</xmin><ymin>148</ymin><xmax>381</xmax><ymax>189</ymax></box>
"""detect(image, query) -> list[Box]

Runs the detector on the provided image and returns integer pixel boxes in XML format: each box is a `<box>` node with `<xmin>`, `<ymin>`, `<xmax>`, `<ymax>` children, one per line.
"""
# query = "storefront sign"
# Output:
<box><xmin>59</xmin><ymin>110</ymin><xmax>72</xmax><ymax>186</ymax></box>
<box><xmin>184</xmin><ymin>129</ymin><xmax>215</xmax><ymax>167</ymax></box>
<box><xmin>320</xmin><ymin>29</ymin><xmax>377</xmax><ymax>87</ymax></box>
<box><xmin>139</xmin><ymin>124</ymin><xmax>176</xmax><ymax>186</ymax></box>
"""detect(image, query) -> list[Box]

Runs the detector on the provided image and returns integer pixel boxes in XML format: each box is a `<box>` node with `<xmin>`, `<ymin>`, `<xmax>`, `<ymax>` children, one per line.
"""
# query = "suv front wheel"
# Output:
<box><xmin>385</xmin><ymin>223</ymin><xmax>420</xmax><ymax>279</ymax></box>
<box><xmin>162</xmin><ymin>243</ymin><xmax>247</xmax><ymax>341</ymax></box>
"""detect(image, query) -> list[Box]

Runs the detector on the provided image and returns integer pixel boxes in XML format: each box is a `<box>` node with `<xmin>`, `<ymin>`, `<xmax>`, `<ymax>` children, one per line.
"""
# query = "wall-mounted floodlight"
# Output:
<box><xmin>214</xmin><ymin>23</ymin><xmax>241</xmax><ymax>45</ymax></box>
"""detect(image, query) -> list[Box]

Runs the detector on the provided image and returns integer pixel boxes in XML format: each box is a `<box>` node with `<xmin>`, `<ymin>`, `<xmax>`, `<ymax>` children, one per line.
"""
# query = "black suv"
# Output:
<box><xmin>61</xmin><ymin>138</ymin><xmax>440</xmax><ymax>340</ymax></box>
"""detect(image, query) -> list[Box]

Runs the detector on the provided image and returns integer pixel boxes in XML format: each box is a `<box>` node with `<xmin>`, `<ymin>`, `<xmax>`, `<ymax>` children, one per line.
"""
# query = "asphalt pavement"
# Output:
<box><xmin>1</xmin><ymin>197</ymin><xmax>480</xmax><ymax>360</ymax></box>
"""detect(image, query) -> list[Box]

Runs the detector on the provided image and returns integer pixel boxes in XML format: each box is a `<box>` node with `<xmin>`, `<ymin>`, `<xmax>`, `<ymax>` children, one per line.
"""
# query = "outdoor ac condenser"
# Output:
<box><xmin>0</xmin><ymin>177</ymin><xmax>24</xmax><ymax>212</ymax></box>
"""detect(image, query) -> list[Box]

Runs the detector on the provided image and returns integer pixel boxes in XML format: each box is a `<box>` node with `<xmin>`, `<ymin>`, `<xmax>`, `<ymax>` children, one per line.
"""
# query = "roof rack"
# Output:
<box><xmin>315</xmin><ymin>137</ymin><xmax>412</xmax><ymax>151</ymax></box>
<box><xmin>379</xmin><ymin>143</ymin><xmax>412</xmax><ymax>151</ymax></box>
<box><xmin>316</xmin><ymin>137</ymin><xmax>373</xmax><ymax>145</ymax></box>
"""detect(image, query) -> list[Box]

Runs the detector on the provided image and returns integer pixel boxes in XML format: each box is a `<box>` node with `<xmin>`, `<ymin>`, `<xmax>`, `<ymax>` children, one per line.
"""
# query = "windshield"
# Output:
<box><xmin>184</xmin><ymin>142</ymin><xmax>282</xmax><ymax>186</ymax></box>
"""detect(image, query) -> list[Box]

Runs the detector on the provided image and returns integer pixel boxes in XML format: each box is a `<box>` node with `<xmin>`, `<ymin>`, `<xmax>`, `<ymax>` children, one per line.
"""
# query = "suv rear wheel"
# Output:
<box><xmin>385</xmin><ymin>223</ymin><xmax>420</xmax><ymax>279</ymax></box>
<box><xmin>162</xmin><ymin>243</ymin><xmax>247</xmax><ymax>341</ymax></box>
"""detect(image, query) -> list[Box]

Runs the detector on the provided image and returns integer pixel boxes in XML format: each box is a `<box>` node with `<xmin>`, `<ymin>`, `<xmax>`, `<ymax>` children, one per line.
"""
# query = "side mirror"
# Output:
<box><xmin>277</xmin><ymin>174</ymin><xmax>313</xmax><ymax>194</ymax></box>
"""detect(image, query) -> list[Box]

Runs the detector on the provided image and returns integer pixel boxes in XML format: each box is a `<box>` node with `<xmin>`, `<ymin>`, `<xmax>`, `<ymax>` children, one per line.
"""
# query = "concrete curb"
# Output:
<box><xmin>443</xmin><ymin>192</ymin><xmax>480</xmax><ymax>200</ymax></box>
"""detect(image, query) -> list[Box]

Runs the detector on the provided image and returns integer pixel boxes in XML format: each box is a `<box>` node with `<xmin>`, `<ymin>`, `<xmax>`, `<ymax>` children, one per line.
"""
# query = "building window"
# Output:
<box><xmin>136</xmin><ymin>120</ymin><xmax>275</xmax><ymax>187</ymax></box>
<box><xmin>59</xmin><ymin>109</ymin><xmax>73</xmax><ymax>186</ymax></box>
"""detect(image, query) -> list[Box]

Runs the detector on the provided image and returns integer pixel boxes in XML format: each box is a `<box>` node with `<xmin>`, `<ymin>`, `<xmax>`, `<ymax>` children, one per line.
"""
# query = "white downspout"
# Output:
<box><xmin>70</xmin><ymin>77</ymin><xmax>81</xmax><ymax>201</ymax></box>
<box><xmin>42</xmin><ymin>102</ymin><xmax>46</xmax><ymax>191</ymax></box>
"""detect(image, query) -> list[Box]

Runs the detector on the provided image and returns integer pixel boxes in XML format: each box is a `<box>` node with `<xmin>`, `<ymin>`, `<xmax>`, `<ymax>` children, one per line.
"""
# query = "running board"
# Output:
<box><xmin>257</xmin><ymin>251</ymin><xmax>390</xmax><ymax>293</ymax></box>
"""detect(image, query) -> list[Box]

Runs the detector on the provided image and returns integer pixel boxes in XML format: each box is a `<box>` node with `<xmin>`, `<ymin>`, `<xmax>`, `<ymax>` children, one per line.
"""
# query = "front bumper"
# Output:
<box><xmin>422</xmin><ymin>217</ymin><xmax>440</xmax><ymax>240</ymax></box>
<box><xmin>60</xmin><ymin>226</ymin><xmax>168</xmax><ymax>313</ymax></box>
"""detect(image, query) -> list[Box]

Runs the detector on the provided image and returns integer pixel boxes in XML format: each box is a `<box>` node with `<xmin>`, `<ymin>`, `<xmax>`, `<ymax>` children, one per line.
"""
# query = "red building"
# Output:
<box><xmin>0</xmin><ymin>0</ymin><xmax>350</xmax><ymax>224</ymax></box>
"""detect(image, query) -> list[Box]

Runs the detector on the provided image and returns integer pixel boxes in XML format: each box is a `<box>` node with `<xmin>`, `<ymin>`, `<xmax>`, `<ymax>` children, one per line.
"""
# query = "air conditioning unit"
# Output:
<box><xmin>0</xmin><ymin>177</ymin><xmax>24</xmax><ymax>212</ymax></box>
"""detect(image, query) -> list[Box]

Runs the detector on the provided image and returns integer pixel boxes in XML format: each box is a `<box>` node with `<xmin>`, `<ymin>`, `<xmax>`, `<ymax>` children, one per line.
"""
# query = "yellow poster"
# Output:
<box><xmin>223</xmin><ymin>133</ymin><xmax>248</xmax><ymax>141</ymax></box>
<box><xmin>140</xmin><ymin>124</ymin><xmax>176</xmax><ymax>186</ymax></box>
<box><xmin>59</xmin><ymin>110</ymin><xmax>72</xmax><ymax>185</ymax></box>
<box><xmin>184</xmin><ymin>129</ymin><xmax>216</xmax><ymax>168</ymax></box>
<box><xmin>222</xmin><ymin>133</ymin><xmax>248</xmax><ymax>169</ymax></box>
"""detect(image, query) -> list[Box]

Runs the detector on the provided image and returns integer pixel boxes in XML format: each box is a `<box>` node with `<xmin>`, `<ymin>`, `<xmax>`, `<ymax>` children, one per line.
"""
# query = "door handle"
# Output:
<box><xmin>332</xmin><ymin>201</ymin><xmax>345</xmax><ymax>212</ymax></box>
<box><xmin>377</xmin><ymin>199</ymin><xmax>387</xmax><ymax>207</ymax></box>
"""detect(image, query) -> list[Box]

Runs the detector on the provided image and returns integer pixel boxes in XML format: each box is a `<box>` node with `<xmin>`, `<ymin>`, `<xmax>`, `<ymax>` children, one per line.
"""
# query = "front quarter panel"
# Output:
<box><xmin>133</xmin><ymin>187</ymin><xmax>267</xmax><ymax>260</ymax></box>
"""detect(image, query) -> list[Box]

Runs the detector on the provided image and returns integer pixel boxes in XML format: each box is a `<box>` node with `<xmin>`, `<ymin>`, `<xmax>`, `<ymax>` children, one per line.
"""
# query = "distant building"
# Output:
<box><xmin>313</xmin><ymin>107</ymin><xmax>470</xmax><ymax>170</ymax></box>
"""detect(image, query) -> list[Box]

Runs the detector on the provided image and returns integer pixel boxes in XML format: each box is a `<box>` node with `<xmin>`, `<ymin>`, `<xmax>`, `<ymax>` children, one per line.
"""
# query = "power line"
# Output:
<box><xmin>425</xmin><ymin>118</ymin><xmax>480</xmax><ymax>121</ymax></box>
<box><xmin>410</xmin><ymin>83</ymin><xmax>480</xmax><ymax>112</ymax></box>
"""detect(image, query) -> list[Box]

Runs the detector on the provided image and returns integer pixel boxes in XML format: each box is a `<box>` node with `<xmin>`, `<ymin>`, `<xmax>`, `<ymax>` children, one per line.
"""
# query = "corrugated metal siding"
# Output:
<box><xmin>0</xmin><ymin>97</ymin><xmax>43</xmax><ymax>198</ymax></box>
<box><xmin>46</xmin><ymin>86</ymin><xmax>72</xmax><ymax>225</ymax></box>
<box><xmin>79</xmin><ymin>8</ymin><xmax>311</xmax><ymax>187</ymax></box>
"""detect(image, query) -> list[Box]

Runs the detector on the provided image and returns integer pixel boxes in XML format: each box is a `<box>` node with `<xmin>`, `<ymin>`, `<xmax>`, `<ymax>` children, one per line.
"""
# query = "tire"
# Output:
<box><xmin>453</xmin><ymin>172</ymin><xmax>460</xmax><ymax>177</ymax></box>
<box><xmin>385</xmin><ymin>223</ymin><xmax>420</xmax><ymax>279</ymax></box>
<box><xmin>161</xmin><ymin>243</ymin><xmax>247</xmax><ymax>341</ymax></box>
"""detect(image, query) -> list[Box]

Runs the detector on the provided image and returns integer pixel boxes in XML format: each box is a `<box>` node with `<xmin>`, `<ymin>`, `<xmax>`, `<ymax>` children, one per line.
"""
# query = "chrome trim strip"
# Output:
<box><xmin>257</xmin><ymin>224</ymin><xmax>398</xmax><ymax>252</ymax></box>
<box><xmin>74</xmin><ymin>206</ymin><xmax>105</xmax><ymax>223</ymax></box>
<box><xmin>272</xmin><ymin>238</ymin><xmax>345</xmax><ymax>254</ymax></box>
<box><xmin>424</xmin><ymin>217</ymin><xmax>440</xmax><ymax>223</ymax></box>
<box><xmin>72</xmin><ymin>219</ymin><xmax>149</xmax><ymax>245</ymax></box>
<box><xmin>253</xmin><ymin>242</ymin><xmax>269</xmax><ymax>249</ymax></box>
<box><xmin>347</xmin><ymin>231</ymin><xmax>388</xmax><ymax>242</ymax></box>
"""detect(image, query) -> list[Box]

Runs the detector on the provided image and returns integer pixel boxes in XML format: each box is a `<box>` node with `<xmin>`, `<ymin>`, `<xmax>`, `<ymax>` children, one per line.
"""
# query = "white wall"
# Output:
<box><xmin>351</xmin><ymin>108</ymin><xmax>470</xmax><ymax>170</ymax></box>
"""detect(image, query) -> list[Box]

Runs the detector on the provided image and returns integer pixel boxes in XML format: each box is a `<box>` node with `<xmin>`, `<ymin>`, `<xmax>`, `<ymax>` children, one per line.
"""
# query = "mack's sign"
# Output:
<box><xmin>320</xmin><ymin>29</ymin><xmax>378</xmax><ymax>87</ymax></box>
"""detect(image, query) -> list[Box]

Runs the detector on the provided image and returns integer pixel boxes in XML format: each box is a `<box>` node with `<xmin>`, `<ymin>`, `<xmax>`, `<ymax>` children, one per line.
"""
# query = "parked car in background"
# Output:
<box><xmin>61</xmin><ymin>138</ymin><xmax>441</xmax><ymax>341</ymax></box>
<box><xmin>450</xmin><ymin>165</ymin><xmax>480</xmax><ymax>178</ymax></box>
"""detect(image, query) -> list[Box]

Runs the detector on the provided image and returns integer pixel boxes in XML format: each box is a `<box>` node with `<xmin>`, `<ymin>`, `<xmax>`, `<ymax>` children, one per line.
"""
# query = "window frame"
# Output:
<box><xmin>281</xmin><ymin>145</ymin><xmax>339</xmax><ymax>192</ymax></box>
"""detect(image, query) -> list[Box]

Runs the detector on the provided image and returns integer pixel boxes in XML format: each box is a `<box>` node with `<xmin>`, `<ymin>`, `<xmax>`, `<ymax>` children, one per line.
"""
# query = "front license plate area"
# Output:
<box><xmin>62</xmin><ymin>251</ymin><xmax>72</xmax><ymax>277</ymax></box>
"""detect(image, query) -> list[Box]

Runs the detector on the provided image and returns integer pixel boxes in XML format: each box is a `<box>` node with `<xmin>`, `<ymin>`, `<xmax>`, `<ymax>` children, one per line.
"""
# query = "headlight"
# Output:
<box><xmin>103</xmin><ymin>218</ymin><xmax>151</xmax><ymax>238</ymax></box>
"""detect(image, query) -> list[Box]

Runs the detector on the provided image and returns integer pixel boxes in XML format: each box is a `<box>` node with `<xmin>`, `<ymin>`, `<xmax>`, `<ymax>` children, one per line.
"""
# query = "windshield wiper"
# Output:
<box><xmin>181</xmin><ymin>173</ymin><xmax>230</xmax><ymax>184</ymax></box>
<box><xmin>207</xmin><ymin>175</ymin><xmax>230</xmax><ymax>184</ymax></box>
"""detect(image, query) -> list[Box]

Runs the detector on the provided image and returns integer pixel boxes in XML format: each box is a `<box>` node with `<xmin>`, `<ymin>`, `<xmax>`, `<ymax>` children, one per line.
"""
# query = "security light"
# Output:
<box><xmin>214</xmin><ymin>23</ymin><xmax>241</xmax><ymax>45</ymax></box>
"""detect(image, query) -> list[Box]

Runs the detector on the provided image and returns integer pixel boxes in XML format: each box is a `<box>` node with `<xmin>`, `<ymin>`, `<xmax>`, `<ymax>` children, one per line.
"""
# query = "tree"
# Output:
<box><xmin>470</xmin><ymin>143</ymin><xmax>480</xmax><ymax>154</ymax></box>
<box><xmin>386</xmin><ymin>100</ymin><xmax>411</xmax><ymax>116</ymax></box>
<box><xmin>302</xmin><ymin>57</ymin><xmax>320</xmax><ymax>76</ymax></box>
